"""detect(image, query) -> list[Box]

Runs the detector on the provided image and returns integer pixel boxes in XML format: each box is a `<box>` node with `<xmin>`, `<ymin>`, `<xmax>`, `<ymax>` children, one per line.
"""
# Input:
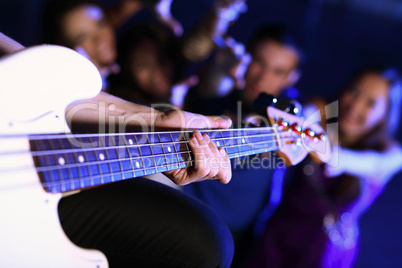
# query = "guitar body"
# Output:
<box><xmin>0</xmin><ymin>45</ymin><xmax>107</xmax><ymax>267</ymax></box>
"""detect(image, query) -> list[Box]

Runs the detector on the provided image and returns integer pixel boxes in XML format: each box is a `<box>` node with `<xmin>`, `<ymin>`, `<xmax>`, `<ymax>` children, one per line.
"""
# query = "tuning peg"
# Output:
<box><xmin>277</xmin><ymin>118</ymin><xmax>289</xmax><ymax>129</ymax></box>
<box><xmin>291</xmin><ymin>123</ymin><xmax>302</xmax><ymax>135</ymax></box>
<box><xmin>303</xmin><ymin>128</ymin><xmax>315</xmax><ymax>138</ymax></box>
<box><xmin>316</xmin><ymin>133</ymin><xmax>327</xmax><ymax>141</ymax></box>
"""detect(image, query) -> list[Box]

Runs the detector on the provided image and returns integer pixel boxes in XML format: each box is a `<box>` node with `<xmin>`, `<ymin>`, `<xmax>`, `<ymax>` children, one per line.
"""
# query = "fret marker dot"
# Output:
<box><xmin>135</xmin><ymin>161</ymin><xmax>140</xmax><ymax>168</ymax></box>
<box><xmin>167</xmin><ymin>147</ymin><xmax>171</xmax><ymax>152</ymax></box>
<box><xmin>78</xmin><ymin>155</ymin><xmax>85</xmax><ymax>163</ymax></box>
<box><xmin>129</xmin><ymin>139</ymin><xmax>134</xmax><ymax>145</ymax></box>
<box><xmin>217</xmin><ymin>141</ymin><xmax>220</xmax><ymax>146</ymax></box>
<box><xmin>99</xmin><ymin>153</ymin><xmax>105</xmax><ymax>161</ymax></box>
<box><xmin>58</xmin><ymin>157</ymin><xmax>65</xmax><ymax>165</ymax></box>
<box><xmin>242</xmin><ymin>138</ymin><xmax>245</xmax><ymax>143</ymax></box>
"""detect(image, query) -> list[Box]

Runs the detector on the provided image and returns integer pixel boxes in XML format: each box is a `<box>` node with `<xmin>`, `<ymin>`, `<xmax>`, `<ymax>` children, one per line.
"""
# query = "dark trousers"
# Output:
<box><xmin>58</xmin><ymin>178</ymin><xmax>234</xmax><ymax>267</ymax></box>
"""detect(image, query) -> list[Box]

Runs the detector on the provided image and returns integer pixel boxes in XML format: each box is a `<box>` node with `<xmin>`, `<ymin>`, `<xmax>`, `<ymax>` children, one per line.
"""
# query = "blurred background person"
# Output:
<box><xmin>184</xmin><ymin>24</ymin><xmax>302</xmax><ymax>117</ymax></box>
<box><xmin>109</xmin><ymin>22</ymin><xmax>184</xmax><ymax>107</ymax></box>
<box><xmin>182</xmin><ymin>24</ymin><xmax>303</xmax><ymax>267</ymax></box>
<box><xmin>250</xmin><ymin>67</ymin><xmax>402</xmax><ymax>268</ymax></box>
<box><xmin>41</xmin><ymin>0</ymin><xmax>247</xmax><ymax>107</ymax></box>
<box><xmin>42</xmin><ymin>0</ymin><xmax>119</xmax><ymax>91</ymax></box>
<box><xmin>104</xmin><ymin>0</ymin><xmax>247</xmax><ymax>59</ymax></box>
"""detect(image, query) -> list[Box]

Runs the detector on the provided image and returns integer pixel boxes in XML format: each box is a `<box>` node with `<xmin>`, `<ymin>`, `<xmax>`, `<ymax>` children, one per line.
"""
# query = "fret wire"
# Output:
<box><xmin>38</xmin><ymin>140</ymin><xmax>52</xmax><ymax>166</ymax></box>
<box><xmin>214</xmin><ymin>130</ymin><xmax>223</xmax><ymax>148</ymax></box>
<box><xmin>82</xmin><ymin>150</ymin><xmax>92</xmax><ymax>183</ymax></box>
<box><xmin>37</xmin><ymin>139</ymin><xmax>57</xmax><ymax>193</ymax></box>
<box><xmin>73</xmin><ymin>150</ymin><xmax>86</xmax><ymax>189</ymax></box>
<box><xmin>134</xmin><ymin>134</ymin><xmax>147</xmax><ymax>176</ymax></box>
<box><xmin>158</xmin><ymin>134</ymin><xmax>170</xmax><ymax>169</ymax></box>
<box><xmin>89</xmin><ymin>137</ymin><xmax>101</xmax><ymax>186</ymax></box>
<box><xmin>106</xmin><ymin>153</ymin><xmax>115</xmax><ymax>184</ymax></box>
<box><xmin>45</xmin><ymin>138</ymin><xmax>54</xmax><ymax>150</ymax></box>
<box><xmin>57</xmin><ymin>166</ymin><xmax>67</xmax><ymax>192</ymax></box>
<box><xmin>169</xmin><ymin>132</ymin><xmax>181</xmax><ymax>167</ymax></box>
<box><xmin>55</xmin><ymin>138</ymin><xmax>63</xmax><ymax>151</ymax></box>
<box><xmin>75</xmin><ymin>155</ymin><xmax>85</xmax><ymax>189</ymax></box>
<box><xmin>148</xmin><ymin>134</ymin><xmax>160</xmax><ymax>174</ymax></box>
<box><xmin>109</xmin><ymin>135</ymin><xmax>119</xmax><ymax>183</ymax></box>
<box><xmin>34</xmin><ymin>139</ymin><xmax>283</xmax><ymax>174</ymax></box>
<box><xmin>124</xmin><ymin>136</ymin><xmax>137</xmax><ymax>176</ymax></box>
<box><xmin>95</xmin><ymin>135</ymin><xmax>102</xmax><ymax>147</ymax></box>
<box><xmin>147</xmin><ymin>134</ymin><xmax>158</xmax><ymax>172</ymax></box>
<box><xmin>112</xmin><ymin>135</ymin><xmax>124</xmax><ymax>182</ymax></box>
<box><xmin>29</xmin><ymin>131</ymin><xmax>283</xmax><ymax>157</ymax></box>
<box><xmin>90</xmin><ymin>135</ymin><xmax>100</xmax><ymax>148</ymax></box>
<box><xmin>64</xmin><ymin>163</ymin><xmax>75</xmax><ymax>191</ymax></box>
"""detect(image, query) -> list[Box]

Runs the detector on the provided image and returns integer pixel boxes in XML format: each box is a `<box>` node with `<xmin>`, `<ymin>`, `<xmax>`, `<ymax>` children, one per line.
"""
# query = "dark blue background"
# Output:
<box><xmin>1</xmin><ymin>0</ymin><xmax>402</xmax><ymax>266</ymax></box>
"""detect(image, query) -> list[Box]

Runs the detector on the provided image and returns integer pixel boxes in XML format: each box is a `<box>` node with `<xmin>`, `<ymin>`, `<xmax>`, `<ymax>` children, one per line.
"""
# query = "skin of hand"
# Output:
<box><xmin>66</xmin><ymin>92</ymin><xmax>232</xmax><ymax>185</ymax></box>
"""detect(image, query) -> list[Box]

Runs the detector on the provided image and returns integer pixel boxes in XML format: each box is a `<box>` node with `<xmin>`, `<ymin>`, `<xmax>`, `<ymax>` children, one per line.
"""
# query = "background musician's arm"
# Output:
<box><xmin>325</xmin><ymin>144</ymin><xmax>402</xmax><ymax>185</ymax></box>
<box><xmin>0</xmin><ymin>32</ymin><xmax>25</xmax><ymax>56</ymax></box>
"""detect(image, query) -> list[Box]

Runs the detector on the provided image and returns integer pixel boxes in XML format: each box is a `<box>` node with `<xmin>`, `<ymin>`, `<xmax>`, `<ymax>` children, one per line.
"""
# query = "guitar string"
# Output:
<box><xmin>40</xmin><ymin>145</ymin><xmax>281</xmax><ymax>193</ymax></box>
<box><xmin>34</xmin><ymin>139</ymin><xmax>283</xmax><ymax>173</ymax></box>
<box><xmin>0</xmin><ymin>134</ymin><xmax>298</xmax><ymax>174</ymax></box>
<box><xmin>0</xmin><ymin>127</ymin><xmax>306</xmax><ymax>191</ymax></box>
<box><xmin>29</xmin><ymin>131</ymin><xmax>295</xmax><ymax>172</ymax></box>
<box><xmin>27</xmin><ymin>126</ymin><xmax>279</xmax><ymax>140</ymax></box>
<box><xmin>38</xmin><ymin>133</ymin><xmax>305</xmax><ymax>191</ymax></box>
<box><xmin>31</xmin><ymin>133</ymin><xmax>300</xmax><ymax>173</ymax></box>
<box><xmin>29</xmin><ymin>131</ymin><xmax>281</xmax><ymax>156</ymax></box>
<box><xmin>0</xmin><ymin>142</ymin><xmax>282</xmax><ymax>191</ymax></box>
<box><xmin>39</xmin><ymin>135</ymin><xmax>303</xmax><ymax>192</ymax></box>
<box><xmin>1</xmin><ymin>134</ymin><xmax>301</xmax><ymax>191</ymax></box>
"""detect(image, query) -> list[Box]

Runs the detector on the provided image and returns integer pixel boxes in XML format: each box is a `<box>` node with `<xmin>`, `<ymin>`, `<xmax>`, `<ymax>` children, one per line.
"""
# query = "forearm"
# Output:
<box><xmin>327</xmin><ymin>145</ymin><xmax>402</xmax><ymax>184</ymax></box>
<box><xmin>65</xmin><ymin>91</ymin><xmax>164</xmax><ymax>132</ymax></box>
<box><xmin>66</xmin><ymin>91</ymin><xmax>231</xmax><ymax>132</ymax></box>
<box><xmin>0</xmin><ymin>32</ymin><xmax>25</xmax><ymax>55</ymax></box>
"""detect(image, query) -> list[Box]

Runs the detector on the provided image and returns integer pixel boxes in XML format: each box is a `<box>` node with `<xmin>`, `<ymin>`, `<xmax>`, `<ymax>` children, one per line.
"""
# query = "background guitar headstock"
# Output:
<box><xmin>267</xmin><ymin>106</ymin><xmax>332</xmax><ymax>166</ymax></box>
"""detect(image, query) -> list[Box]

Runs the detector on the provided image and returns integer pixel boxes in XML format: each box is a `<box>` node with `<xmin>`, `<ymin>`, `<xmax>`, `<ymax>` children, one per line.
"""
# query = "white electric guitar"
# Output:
<box><xmin>0</xmin><ymin>45</ymin><xmax>331</xmax><ymax>267</ymax></box>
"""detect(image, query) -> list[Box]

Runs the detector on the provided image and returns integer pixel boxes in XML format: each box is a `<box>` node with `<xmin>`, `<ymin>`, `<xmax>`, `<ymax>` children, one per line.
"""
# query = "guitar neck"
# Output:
<box><xmin>30</xmin><ymin>127</ymin><xmax>279</xmax><ymax>193</ymax></box>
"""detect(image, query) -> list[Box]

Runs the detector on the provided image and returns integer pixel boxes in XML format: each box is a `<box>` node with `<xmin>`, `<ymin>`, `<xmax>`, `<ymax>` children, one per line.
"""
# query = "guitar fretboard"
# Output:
<box><xmin>30</xmin><ymin>128</ymin><xmax>279</xmax><ymax>193</ymax></box>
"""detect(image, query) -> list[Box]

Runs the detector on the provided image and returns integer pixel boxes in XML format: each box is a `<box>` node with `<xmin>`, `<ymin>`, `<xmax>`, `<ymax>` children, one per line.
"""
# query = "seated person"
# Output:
<box><xmin>109</xmin><ymin>22</ymin><xmax>184</xmax><ymax>107</ymax></box>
